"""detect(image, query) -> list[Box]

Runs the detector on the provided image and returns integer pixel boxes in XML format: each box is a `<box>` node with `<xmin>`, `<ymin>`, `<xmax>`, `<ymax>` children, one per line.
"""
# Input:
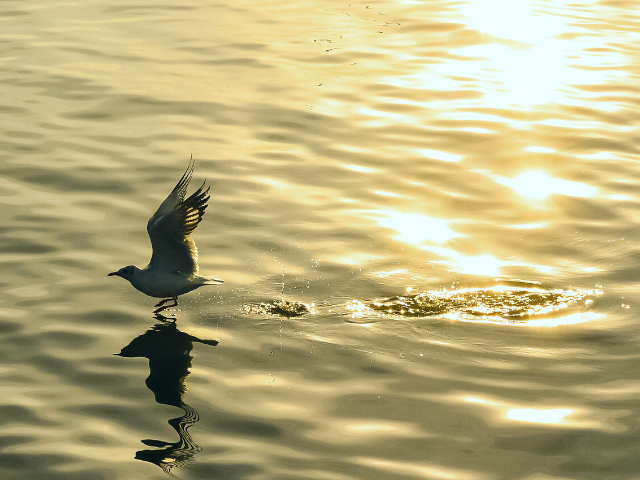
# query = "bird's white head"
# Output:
<box><xmin>108</xmin><ymin>265</ymin><xmax>138</xmax><ymax>281</ymax></box>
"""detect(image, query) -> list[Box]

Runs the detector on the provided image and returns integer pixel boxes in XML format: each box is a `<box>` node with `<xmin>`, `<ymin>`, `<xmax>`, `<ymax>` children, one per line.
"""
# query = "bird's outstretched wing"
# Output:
<box><xmin>146</xmin><ymin>159</ymin><xmax>210</xmax><ymax>276</ymax></box>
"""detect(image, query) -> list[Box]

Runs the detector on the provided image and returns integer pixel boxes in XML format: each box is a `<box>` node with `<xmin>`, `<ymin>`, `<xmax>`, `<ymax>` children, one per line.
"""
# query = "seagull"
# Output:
<box><xmin>109</xmin><ymin>159</ymin><xmax>223</xmax><ymax>314</ymax></box>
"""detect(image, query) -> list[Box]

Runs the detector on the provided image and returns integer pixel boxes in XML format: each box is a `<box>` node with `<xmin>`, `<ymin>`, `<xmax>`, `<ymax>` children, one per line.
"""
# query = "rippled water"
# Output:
<box><xmin>2</xmin><ymin>0</ymin><xmax>640</xmax><ymax>478</ymax></box>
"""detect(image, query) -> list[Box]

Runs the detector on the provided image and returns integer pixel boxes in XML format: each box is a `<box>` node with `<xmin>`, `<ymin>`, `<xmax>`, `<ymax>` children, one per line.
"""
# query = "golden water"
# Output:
<box><xmin>1</xmin><ymin>0</ymin><xmax>639</xmax><ymax>479</ymax></box>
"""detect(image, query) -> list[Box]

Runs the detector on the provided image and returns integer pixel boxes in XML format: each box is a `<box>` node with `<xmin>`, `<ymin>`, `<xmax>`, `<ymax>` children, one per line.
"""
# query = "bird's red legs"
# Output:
<box><xmin>153</xmin><ymin>296</ymin><xmax>178</xmax><ymax>314</ymax></box>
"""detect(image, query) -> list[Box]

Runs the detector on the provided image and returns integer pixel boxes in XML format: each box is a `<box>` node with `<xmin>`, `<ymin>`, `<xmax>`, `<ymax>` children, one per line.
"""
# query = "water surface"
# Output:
<box><xmin>1</xmin><ymin>0</ymin><xmax>639</xmax><ymax>479</ymax></box>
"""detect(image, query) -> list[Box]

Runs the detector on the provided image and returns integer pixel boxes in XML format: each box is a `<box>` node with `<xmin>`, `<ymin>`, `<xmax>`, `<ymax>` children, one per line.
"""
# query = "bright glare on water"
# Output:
<box><xmin>0</xmin><ymin>0</ymin><xmax>639</xmax><ymax>479</ymax></box>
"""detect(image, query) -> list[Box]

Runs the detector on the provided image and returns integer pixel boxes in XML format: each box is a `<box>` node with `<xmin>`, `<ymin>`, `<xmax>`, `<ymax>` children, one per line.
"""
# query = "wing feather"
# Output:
<box><xmin>146</xmin><ymin>160</ymin><xmax>210</xmax><ymax>277</ymax></box>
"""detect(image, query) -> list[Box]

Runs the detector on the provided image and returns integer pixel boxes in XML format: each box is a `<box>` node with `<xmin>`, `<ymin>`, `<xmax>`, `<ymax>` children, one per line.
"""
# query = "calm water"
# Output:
<box><xmin>1</xmin><ymin>0</ymin><xmax>639</xmax><ymax>479</ymax></box>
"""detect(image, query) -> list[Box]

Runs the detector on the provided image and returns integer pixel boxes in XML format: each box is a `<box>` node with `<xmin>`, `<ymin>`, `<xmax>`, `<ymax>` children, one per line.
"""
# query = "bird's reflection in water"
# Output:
<box><xmin>116</xmin><ymin>314</ymin><xmax>219</xmax><ymax>474</ymax></box>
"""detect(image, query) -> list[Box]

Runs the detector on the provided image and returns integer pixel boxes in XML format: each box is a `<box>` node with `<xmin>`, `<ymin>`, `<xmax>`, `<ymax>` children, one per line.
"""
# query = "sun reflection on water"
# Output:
<box><xmin>372</xmin><ymin>211</ymin><xmax>462</xmax><ymax>245</ymax></box>
<box><xmin>368</xmin><ymin>210</ymin><xmax>545</xmax><ymax>276</ymax></box>
<box><xmin>416</xmin><ymin>148</ymin><xmax>464</xmax><ymax>163</ymax></box>
<box><xmin>464</xmin><ymin>396</ymin><xmax>579</xmax><ymax>426</ymax></box>
<box><xmin>424</xmin><ymin>248</ymin><xmax>507</xmax><ymax>276</ymax></box>
<box><xmin>506</xmin><ymin>408</ymin><xmax>573</xmax><ymax>424</ymax></box>
<box><xmin>458</xmin><ymin>0</ymin><xmax>575</xmax><ymax>42</ymax></box>
<box><xmin>496</xmin><ymin>171</ymin><xmax>597</xmax><ymax>200</ymax></box>
<box><xmin>381</xmin><ymin>0</ymin><xmax>626</xmax><ymax>112</ymax></box>
<box><xmin>460</xmin><ymin>394</ymin><xmax>615</xmax><ymax>430</ymax></box>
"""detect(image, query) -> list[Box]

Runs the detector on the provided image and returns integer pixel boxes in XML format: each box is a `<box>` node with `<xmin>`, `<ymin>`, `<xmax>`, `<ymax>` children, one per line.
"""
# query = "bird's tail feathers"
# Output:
<box><xmin>199</xmin><ymin>275</ymin><xmax>224</xmax><ymax>285</ymax></box>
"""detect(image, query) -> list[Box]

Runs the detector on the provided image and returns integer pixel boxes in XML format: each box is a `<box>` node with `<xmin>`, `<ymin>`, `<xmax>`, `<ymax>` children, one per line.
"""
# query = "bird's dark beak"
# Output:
<box><xmin>108</xmin><ymin>271</ymin><xmax>119</xmax><ymax>277</ymax></box>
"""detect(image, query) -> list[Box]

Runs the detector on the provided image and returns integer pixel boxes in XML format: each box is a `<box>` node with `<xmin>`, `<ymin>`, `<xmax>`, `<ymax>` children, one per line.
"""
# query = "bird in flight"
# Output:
<box><xmin>109</xmin><ymin>159</ymin><xmax>223</xmax><ymax>314</ymax></box>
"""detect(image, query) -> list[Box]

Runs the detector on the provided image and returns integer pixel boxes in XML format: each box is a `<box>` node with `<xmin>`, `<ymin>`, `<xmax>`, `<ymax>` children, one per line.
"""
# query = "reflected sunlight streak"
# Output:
<box><xmin>416</xmin><ymin>149</ymin><xmax>464</xmax><ymax>162</ymax></box>
<box><xmin>454</xmin><ymin>44</ymin><xmax>573</xmax><ymax>107</ymax></box>
<box><xmin>460</xmin><ymin>395</ymin><xmax>607</xmax><ymax>430</ymax></box>
<box><xmin>369</xmin><ymin>210</ymin><xmax>531</xmax><ymax>276</ymax></box>
<box><xmin>423</xmin><ymin>246</ymin><xmax>507</xmax><ymax>276</ymax></box>
<box><xmin>455</xmin><ymin>0</ymin><xmax>620</xmax><ymax>108</ymax></box>
<box><xmin>497</xmin><ymin>171</ymin><xmax>597</xmax><ymax>200</ymax></box>
<box><xmin>459</xmin><ymin>0</ymin><xmax>574</xmax><ymax>42</ymax></box>
<box><xmin>522</xmin><ymin>311</ymin><xmax>603</xmax><ymax>327</ymax></box>
<box><xmin>308</xmin><ymin>419</ymin><xmax>427</xmax><ymax>445</ymax></box>
<box><xmin>507</xmin><ymin>408</ymin><xmax>573</xmax><ymax>424</ymax></box>
<box><xmin>372</xmin><ymin>211</ymin><xmax>462</xmax><ymax>245</ymax></box>
<box><xmin>386</xmin><ymin>0</ymin><xmax>625</xmax><ymax>110</ymax></box>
